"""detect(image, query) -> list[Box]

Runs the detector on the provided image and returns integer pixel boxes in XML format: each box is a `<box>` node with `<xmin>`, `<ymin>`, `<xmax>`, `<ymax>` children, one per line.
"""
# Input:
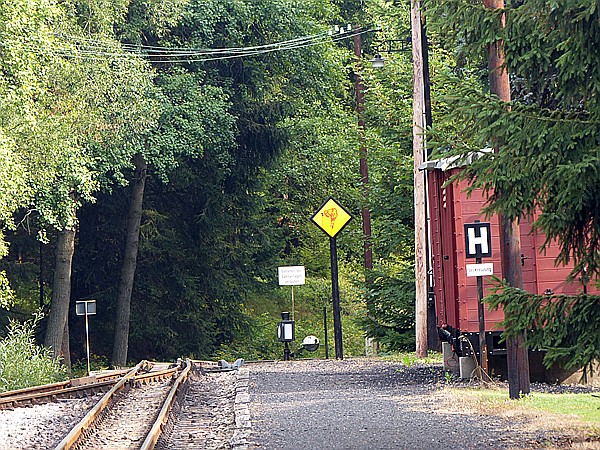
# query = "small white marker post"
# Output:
<box><xmin>76</xmin><ymin>299</ymin><xmax>96</xmax><ymax>376</ymax></box>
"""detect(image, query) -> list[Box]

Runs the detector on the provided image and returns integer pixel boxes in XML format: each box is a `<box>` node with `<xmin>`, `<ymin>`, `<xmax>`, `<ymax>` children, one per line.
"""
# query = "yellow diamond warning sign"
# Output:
<box><xmin>311</xmin><ymin>197</ymin><xmax>352</xmax><ymax>238</ymax></box>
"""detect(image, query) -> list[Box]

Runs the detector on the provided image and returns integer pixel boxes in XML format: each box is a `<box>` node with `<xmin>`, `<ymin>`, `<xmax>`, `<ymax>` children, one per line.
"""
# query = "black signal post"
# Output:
<box><xmin>464</xmin><ymin>221</ymin><xmax>492</xmax><ymax>373</ymax></box>
<box><xmin>330</xmin><ymin>236</ymin><xmax>343</xmax><ymax>359</ymax></box>
<box><xmin>311</xmin><ymin>198</ymin><xmax>353</xmax><ymax>360</ymax></box>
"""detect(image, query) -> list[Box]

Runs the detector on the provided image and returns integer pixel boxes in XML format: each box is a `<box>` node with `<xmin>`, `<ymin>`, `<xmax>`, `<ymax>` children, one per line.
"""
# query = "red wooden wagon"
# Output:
<box><xmin>423</xmin><ymin>157</ymin><xmax>597</xmax><ymax>379</ymax></box>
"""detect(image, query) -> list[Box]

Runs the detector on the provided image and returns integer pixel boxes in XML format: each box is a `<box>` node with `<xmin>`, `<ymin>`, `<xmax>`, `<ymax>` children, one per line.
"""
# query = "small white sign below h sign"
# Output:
<box><xmin>278</xmin><ymin>266</ymin><xmax>306</xmax><ymax>286</ymax></box>
<box><xmin>466</xmin><ymin>263</ymin><xmax>494</xmax><ymax>277</ymax></box>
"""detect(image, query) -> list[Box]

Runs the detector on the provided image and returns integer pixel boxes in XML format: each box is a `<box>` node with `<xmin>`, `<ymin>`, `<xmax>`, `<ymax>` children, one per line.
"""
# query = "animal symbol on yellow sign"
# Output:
<box><xmin>311</xmin><ymin>197</ymin><xmax>352</xmax><ymax>238</ymax></box>
<box><xmin>323</xmin><ymin>208</ymin><xmax>338</xmax><ymax>228</ymax></box>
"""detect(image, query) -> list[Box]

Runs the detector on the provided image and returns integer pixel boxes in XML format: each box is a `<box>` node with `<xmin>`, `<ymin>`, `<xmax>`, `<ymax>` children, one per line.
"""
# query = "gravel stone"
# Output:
<box><xmin>0</xmin><ymin>393</ymin><xmax>103</xmax><ymax>449</ymax></box>
<box><xmin>247</xmin><ymin>358</ymin><xmax>597</xmax><ymax>450</ymax></box>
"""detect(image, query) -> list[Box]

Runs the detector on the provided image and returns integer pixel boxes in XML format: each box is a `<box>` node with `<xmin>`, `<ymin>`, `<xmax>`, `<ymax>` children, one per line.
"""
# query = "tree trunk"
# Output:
<box><xmin>44</xmin><ymin>227</ymin><xmax>76</xmax><ymax>367</ymax></box>
<box><xmin>484</xmin><ymin>0</ymin><xmax>530</xmax><ymax>397</ymax></box>
<box><xmin>111</xmin><ymin>153</ymin><xmax>147</xmax><ymax>368</ymax></box>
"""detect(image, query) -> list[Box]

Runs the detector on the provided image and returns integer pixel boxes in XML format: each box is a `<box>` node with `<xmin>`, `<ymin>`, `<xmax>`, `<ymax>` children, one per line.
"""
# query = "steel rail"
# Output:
<box><xmin>190</xmin><ymin>359</ymin><xmax>219</xmax><ymax>367</ymax></box>
<box><xmin>140</xmin><ymin>359</ymin><xmax>193</xmax><ymax>450</ymax></box>
<box><xmin>0</xmin><ymin>369</ymin><xmax>130</xmax><ymax>409</ymax></box>
<box><xmin>53</xmin><ymin>360</ymin><xmax>149</xmax><ymax>450</ymax></box>
<box><xmin>0</xmin><ymin>380</ymin><xmax>116</xmax><ymax>409</ymax></box>
<box><xmin>0</xmin><ymin>380</ymin><xmax>70</xmax><ymax>398</ymax></box>
<box><xmin>53</xmin><ymin>360</ymin><xmax>182</xmax><ymax>450</ymax></box>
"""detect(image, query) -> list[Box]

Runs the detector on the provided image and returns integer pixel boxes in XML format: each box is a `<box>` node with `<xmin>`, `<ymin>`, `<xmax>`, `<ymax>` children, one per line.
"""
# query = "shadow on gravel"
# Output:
<box><xmin>247</xmin><ymin>358</ymin><xmax>598</xmax><ymax>450</ymax></box>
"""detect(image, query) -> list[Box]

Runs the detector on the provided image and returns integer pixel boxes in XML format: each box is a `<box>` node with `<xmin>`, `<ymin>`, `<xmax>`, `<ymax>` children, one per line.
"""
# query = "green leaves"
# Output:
<box><xmin>0</xmin><ymin>313</ymin><xmax>67</xmax><ymax>391</ymax></box>
<box><xmin>0</xmin><ymin>0</ymin><xmax>161</xmax><ymax>232</ymax></box>
<box><xmin>427</xmin><ymin>1</ymin><xmax>600</xmax><ymax>277</ymax></box>
<box><xmin>486</xmin><ymin>279</ymin><xmax>600</xmax><ymax>379</ymax></box>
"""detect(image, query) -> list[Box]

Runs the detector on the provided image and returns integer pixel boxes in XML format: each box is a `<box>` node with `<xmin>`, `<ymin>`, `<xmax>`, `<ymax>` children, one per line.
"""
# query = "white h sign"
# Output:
<box><xmin>464</xmin><ymin>222</ymin><xmax>492</xmax><ymax>258</ymax></box>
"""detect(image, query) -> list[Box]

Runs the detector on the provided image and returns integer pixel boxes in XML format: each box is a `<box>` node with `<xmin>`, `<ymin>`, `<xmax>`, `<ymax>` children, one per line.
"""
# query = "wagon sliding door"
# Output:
<box><xmin>428</xmin><ymin>170</ymin><xmax>460</xmax><ymax>331</ymax></box>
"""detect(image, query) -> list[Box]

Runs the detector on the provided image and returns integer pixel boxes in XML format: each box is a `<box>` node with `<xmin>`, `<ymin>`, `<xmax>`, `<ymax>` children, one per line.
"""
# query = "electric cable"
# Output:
<box><xmin>3</xmin><ymin>27</ymin><xmax>377</xmax><ymax>64</ymax></box>
<box><xmin>458</xmin><ymin>335</ymin><xmax>495</xmax><ymax>383</ymax></box>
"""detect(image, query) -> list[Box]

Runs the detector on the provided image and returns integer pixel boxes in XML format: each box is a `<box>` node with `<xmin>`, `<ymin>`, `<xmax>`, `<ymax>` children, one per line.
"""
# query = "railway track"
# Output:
<box><xmin>0</xmin><ymin>359</ymin><xmax>250</xmax><ymax>450</ymax></box>
<box><xmin>0</xmin><ymin>367</ymin><xmax>132</xmax><ymax>409</ymax></box>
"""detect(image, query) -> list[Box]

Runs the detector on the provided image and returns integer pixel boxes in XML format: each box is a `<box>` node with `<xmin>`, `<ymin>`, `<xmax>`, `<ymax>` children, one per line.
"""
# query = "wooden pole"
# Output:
<box><xmin>353</xmin><ymin>27</ymin><xmax>373</xmax><ymax>277</ymax></box>
<box><xmin>483</xmin><ymin>0</ymin><xmax>530</xmax><ymax>398</ymax></box>
<box><xmin>412</xmin><ymin>0</ymin><xmax>428</xmax><ymax>358</ymax></box>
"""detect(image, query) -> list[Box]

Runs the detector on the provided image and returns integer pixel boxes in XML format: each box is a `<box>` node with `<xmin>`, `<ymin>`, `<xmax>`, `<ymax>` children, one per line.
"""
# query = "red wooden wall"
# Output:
<box><xmin>427</xmin><ymin>167</ymin><xmax>597</xmax><ymax>335</ymax></box>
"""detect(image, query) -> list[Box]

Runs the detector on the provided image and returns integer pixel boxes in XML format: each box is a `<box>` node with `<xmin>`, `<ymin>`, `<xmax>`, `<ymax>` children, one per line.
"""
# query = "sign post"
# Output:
<box><xmin>278</xmin><ymin>266</ymin><xmax>306</xmax><ymax>321</ymax></box>
<box><xmin>464</xmin><ymin>221</ymin><xmax>492</xmax><ymax>373</ymax></box>
<box><xmin>311</xmin><ymin>197</ymin><xmax>352</xmax><ymax>360</ymax></box>
<box><xmin>76</xmin><ymin>299</ymin><xmax>96</xmax><ymax>376</ymax></box>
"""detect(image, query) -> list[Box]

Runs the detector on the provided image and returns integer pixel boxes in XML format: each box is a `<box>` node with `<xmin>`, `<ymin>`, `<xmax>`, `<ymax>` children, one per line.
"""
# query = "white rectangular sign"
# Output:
<box><xmin>466</xmin><ymin>263</ymin><xmax>494</xmax><ymax>277</ymax></box>
<box><xmin>278</xmin><ymin>266</ymin><xmax>306</xmax><ymax>286</ymax></box>
<box><xmin>76</xmin><ymin>300</ymin><xmax>97</xmax><ymax>315</ymax></box>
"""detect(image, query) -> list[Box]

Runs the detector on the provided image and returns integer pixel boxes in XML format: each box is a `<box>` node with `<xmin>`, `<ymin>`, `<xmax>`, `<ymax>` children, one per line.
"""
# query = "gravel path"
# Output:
<box><xmin>163</xmin><ymin>370</ymin><xmax>237</xmax><ymax>449</ymax></box>
<box><xmin>247</xmin><ymin>358</ymin><xmax>594</xmax><ymax>450</ymax></box>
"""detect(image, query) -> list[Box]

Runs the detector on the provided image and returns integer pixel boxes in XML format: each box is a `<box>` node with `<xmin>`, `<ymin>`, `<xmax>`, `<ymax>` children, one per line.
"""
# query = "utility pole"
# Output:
<box><xmin>420</xmin><ymin>8</ymin><xmax>439</xmax><ymax>352</ymax></box>
<box><xmin>411</xmin><ymin>0</ymin><xmax>428</xmax><ymax>358</ymax></box>
<box><xmin>483</xmin><ymin>0</ymin><xmax>530</xmax><ymax>398</ymax></box>
<box><xmin>353</xmin><ymin>27</ymin><xmax>373</xmax><ymax>277</ymax></box>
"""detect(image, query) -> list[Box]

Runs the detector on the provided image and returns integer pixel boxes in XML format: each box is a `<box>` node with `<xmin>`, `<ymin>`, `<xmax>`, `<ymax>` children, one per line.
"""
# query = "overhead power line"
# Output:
<box><xmin>5</xmin><ymin>27</ymin><xmax>377</xmax><ymax>63</ymax></box>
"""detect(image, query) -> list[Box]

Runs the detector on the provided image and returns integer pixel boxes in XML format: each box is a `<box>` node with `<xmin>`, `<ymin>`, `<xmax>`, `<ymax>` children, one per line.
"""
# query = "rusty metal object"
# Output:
<box><xmin>53</xmin><ymin>360</ymin><xmax>188</xmax><ymax>450</ymax></box>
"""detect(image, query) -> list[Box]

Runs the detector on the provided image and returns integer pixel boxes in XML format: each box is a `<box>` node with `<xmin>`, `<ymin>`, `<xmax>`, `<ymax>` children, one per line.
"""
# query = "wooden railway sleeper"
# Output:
<box><xmin>140</xmin><ymin>359</ymin><xmax>193</xmax><ymax>450</ymax></box>
<box><xmin>53</xmin><ymin>360</ymin><xmax>150</xmax><ymax>450</ymax></box>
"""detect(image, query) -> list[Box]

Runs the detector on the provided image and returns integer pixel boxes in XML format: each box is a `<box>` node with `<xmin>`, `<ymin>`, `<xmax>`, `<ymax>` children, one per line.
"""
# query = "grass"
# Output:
<box><xmin>381</xmin><ymin>352</ymin><xmax>600</xmax><ymax>445</ymax></box>
<box><xmin>0</xmin><ymin>314</ymin><xmax>67</xmax><ymax>392</ymax></box>
<box><xmin>521</xmin><ymin>392</ymin><xmax>600</xmax><ymax>424</ymax></box>
<box><xmin>381</xmin><ymin>350</ymin><xmax>444</xmax><ymax>366</ymax></box>
<box><xmin>440</xmin><ymin>385</ymin><xmax>600</xmax><ymax>448</ymax></box>
<box><xmin>449</xmin><ymin>387</ymin><xmax>600</xmax><ymax>424</ymax></box>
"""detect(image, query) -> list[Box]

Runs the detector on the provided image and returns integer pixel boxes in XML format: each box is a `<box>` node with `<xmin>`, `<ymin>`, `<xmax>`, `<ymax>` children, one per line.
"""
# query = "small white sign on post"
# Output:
<box><xmin>466</xmin><ymin>263</ymin><xmax>494</xmax><ymax>277</ymax></box>
<box><xmin>278</xmin><ymin>266</ymin><xmax>306</xmax><ymax>286</ymax></box>
<box><xmin>75</xmin><ymin>299</ymin><xmax>96</xmax><ymax>376</ymax></box>
<box><xmin>278</xmin><ymin>266</ymin><xmax>305</xmax><ymax>322</ymax></box>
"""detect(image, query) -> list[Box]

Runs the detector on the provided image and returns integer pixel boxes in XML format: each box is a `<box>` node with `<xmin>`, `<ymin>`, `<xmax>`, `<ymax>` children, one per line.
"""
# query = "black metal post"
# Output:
<box><xmin>284</xmin><ymin>342</ymin><xmax>291</xmax><ymax>361</ymax></box>
<box><xmin>330</xmin><ymin>237</ymin><xmax>343</xmax><ymax>359</ymax></box>
<box><xmin>323</xmin><ymin>306</ymin><xmax>329</xmax><ymax>359</ymax></box>
<box><xmin>476</xmin><ymin>257</ymin><xmax>488</xmax><ymax>372</ymax></box>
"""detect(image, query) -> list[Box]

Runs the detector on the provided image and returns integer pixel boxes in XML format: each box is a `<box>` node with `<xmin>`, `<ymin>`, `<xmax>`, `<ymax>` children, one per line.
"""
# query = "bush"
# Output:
<box><xmin>0</xmin><ymin>312</ymin><xmax>67</xmax><ymax>392</ymax></box>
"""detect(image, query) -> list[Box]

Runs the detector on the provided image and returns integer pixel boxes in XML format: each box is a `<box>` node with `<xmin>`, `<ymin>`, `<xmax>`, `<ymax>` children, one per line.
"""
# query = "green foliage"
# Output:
<box><xmin>71</xmin><ymin>354</ymin><xmax>110</xmax><ymax>378</ymax></box>
<box><xmin>361</xmin><ymin>259</ymin><xmax>416</xmax><ymax>351</ymax></box>
<box><xmin>0</xmin><ymin>272</ymin><xmax>15</xmax><ymax>310</ymax></box>
<box><xmin>423</xmin><ymin>1</ymin><xmax>600</xmax><ymax>378</ymax></box>
<box><xmin>427</xmin><ymin>0</ymin><xmax>600</xmax><ymax>279</ymax></box>
<box><xmin>1</xmin><ymin>0</ymin><xmax>424</xmax><ymax>362</ymax></box>
<box><xmin>0</xmin><ymin>0</ymin><xmax>158</xmax><ymax>229</ymax></box>
<box><xmin>485</xmin><ymin>278</ymin><xmax>600</xmax><ymax>379</ymax></box>
<box><xmin>0</xmin><ymin>313</ymin><xmax>67</xmax><ymax>392</ymax></box>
